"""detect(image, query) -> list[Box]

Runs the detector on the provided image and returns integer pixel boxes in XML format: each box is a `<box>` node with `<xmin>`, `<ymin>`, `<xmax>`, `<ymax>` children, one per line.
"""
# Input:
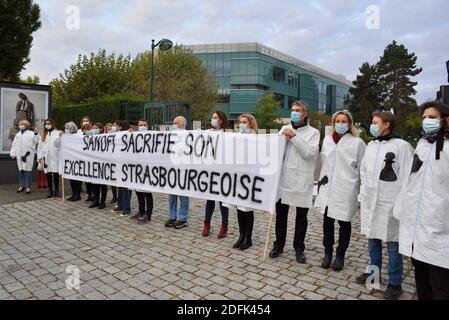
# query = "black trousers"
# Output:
<box><xmin>70</xmin><ymin>180</ymin><xmax>82</xmax><ymax>197</ymax></box>
<box><xmin>111</xmin><ymin>186</ymin><xmax>117</xmax><ymax>200</ymax></box>
<box><xmin>85</xmin><ymin>182</ymin><xmax>93</xmax><ymax>198</ymax></box>
<box><xmin>274</xmin><ymin>200</ymin><xmax>308</xmax><ymax>252</ymax></box>
<box><xmin>237</xmin><ymin>210</ymin><xmax>254</xmax><ymax>240</ymax></box>
<box><xmin>136</xmin><ymin>191</ymin><xmax>153</xmax><ymax>216</ymax></box>
<box><xmin>46</xmin><ymin>173</ymin><xmax>60</xmax><ymax>194</ymax></box>
<box><xmin>92</xmin><ymin>184</ymin><xmax>107</xmax><ymax>205</ymax></box>
<box><xmin>412</xmin><ymin>258</ymin><xmax>449</xmax><ymax>300</ymax></box>
<box><xmin>323</xmin><ymin>208</ymin><xmax>351</xmax><ymax>257</ymax></box>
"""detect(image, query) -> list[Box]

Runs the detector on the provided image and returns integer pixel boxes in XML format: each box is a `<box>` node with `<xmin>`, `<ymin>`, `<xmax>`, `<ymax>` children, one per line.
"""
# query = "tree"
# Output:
<box><xmin>0</xmin><ymin>0</ymin><xmax>41</xmax><ymax>81</ymax></box>
<box><xmin>20</xmin><ymin>75</ymin><xmax>40</xmax><ymax>84</ymax></box>
<box><xmin>253</xmin><ymin>93</ymin><xmax>282</xmax><ymax>130</ymax></box>
<box><xmin>376</xmin><ymin>40</ymin><xmax>422</xmax><ymax>136</ymax></box>
<box><xmin>50</xmin><ymin>49</ymin><xmax>132</xmax><ymax>106</ymax></box>
<box><xmin>345</xmin><ymin>62</ymin><xmax>380</xmax><ymax>130</ymax></box>
<box><xmin>146</xmin><ymin>46</ymin><xmax>218</xmax><ymax>123</ymax></box>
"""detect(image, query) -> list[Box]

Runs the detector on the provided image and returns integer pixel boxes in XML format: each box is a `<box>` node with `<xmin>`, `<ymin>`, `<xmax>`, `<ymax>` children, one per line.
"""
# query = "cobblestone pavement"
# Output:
<box><xmin>0</xmin><ymin>192</ymin><xmax>416</xmax><ymax>300</ymax></box>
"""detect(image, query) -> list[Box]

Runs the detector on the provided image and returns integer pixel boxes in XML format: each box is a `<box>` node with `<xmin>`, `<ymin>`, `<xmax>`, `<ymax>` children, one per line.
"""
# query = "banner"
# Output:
<box><xmin>60</xmin><ymin>131</ymin><xmax>286</xmax><ymax>213</ymax></box>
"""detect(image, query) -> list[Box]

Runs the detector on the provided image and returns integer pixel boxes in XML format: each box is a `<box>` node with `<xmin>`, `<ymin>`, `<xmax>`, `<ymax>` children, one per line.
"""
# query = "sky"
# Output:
<box><xmin>23</xmin><ymin>0</ymin><xmax>449</xmax><ymax>103</ymax></box>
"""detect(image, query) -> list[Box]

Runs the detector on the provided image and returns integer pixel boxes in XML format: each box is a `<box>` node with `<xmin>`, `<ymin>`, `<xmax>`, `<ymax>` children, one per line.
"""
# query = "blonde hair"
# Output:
<box><xmin>239</xmin><ymin>114</ymin><xmax>258</xmax><ymax>132</ymax></box>
<box><xmin>18</xmin><ymin>120</ymin><xmax>30</xmax><ymax>127</ymax></box>
<box><xmin>331</xmin><ymin>110</ymin><xmax>359</xmax><ymax>137</ymax></box>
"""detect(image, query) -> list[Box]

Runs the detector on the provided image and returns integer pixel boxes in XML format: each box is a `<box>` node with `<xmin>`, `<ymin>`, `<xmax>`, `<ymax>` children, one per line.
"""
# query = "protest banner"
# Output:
<box><xmin>60</xmin><ymin>130</ymin><xmax>286</xmax><ymax>213</ymax></box>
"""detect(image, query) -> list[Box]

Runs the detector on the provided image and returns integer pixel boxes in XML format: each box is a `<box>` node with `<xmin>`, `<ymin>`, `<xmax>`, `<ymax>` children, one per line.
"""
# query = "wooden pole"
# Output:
<box><xmin>263</xmin><ymin>213</ymin><xmax>275</xmax><ymax>261</ymax></box>
<box><xmin>61</xmin><ymin>176</ymin><xmax>65</xmax><ymax>203</ymax></box>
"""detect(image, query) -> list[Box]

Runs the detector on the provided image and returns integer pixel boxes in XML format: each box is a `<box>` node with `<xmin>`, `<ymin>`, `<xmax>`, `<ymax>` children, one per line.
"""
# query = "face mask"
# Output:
<box><xmin>211</xmin><ymin>119</ymin><xmax>219</xmax><ymax>128</ymax></box>
<box><xmin>65</xmin><ymin>129</ymin><xmax>71</xmax><ymax>134</ymax></box>
<box><xmin>172</xmin><ymin>124</ymin><xmax>179</xmax><ymax>131</ymax></box>
<box><xmin>19</xmin><ymin>125</ymin><xmax>26</xmax><ymax>131</ymax></box>
<box><xmin>138</xmin><ymin>126</ymin><xmax>148</xmax><ymax>132</ymax></box>
<box><xmin>422</xmin><ymin>118</ymin><xmax>441</xmax><ymax>134</ymax></box>
<box><xmin>335</xmin><ymin>123</ymin><xmax>348</xmax><ymax>135</ymax></box>
<box><xmin>45</xmin><ymin>125</ymin><xmax>52</xmax><ymax>130</ymax></box>
<box><xmin>84</xmin><ymin>130</ymin><xmax>92</xmax><ymax>136</ymax></box>
<box><xmin>92</xmin><ymin>129</ymin><xmax>100</xmax><ymax>135</ymax></box>
<box><xmin>239</xmin><ymin>123</ymin><xmax>249</xmax><ymax>133</ymax></box>
<box><xmin>370</xmin><ymin>124</ymin><xmax>381</xmax><ymax>138</ymax></box>
<box><xmin>110</xmin><ymin>127</ymin><xmax>117</xmax><ymax>133</ymax></box>
<box><xmin>82</xmin><ymin>121</ymin><xmax>89</xmax><ymax>126</ymax></box>
<box><xmin>291</xmin><ymin>111</ymin><xmax>301</xmax><ymax>123</ymax></box>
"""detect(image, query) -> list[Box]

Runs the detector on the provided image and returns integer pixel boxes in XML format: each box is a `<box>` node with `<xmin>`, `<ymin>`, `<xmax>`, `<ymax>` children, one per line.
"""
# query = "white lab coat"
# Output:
<box><xmin>277</xmin><ymin>124</ymin><xmax>320</xmax><ymax>209</ymax></box>
<box><xmin>315</xmin><ymin>134</ymin><xmax>366</xmax><ymax>222</ymax></box>
<box><xmin>360</xmin><ymin>138</ymin><xmax>413</xmax><ymax>242</ymax></box>
<box><xmin>10</xmin><ymin>130</ymin><xmax>39</xmax><ymax>171</ymax></box>
<box><xmin>394</xmin><ymin>138</ymin><xmax>449</xmax><ymax>269</ymax></box>
<box><xmin>37</xmin><ymin>130</ymin><xmax>62</xmax><ymax>174</ymax></box>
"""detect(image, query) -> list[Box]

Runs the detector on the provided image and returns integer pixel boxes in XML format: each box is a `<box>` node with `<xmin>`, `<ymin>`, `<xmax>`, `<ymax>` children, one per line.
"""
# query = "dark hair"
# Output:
<box><xmin>80</xmin><ymin>116</ymin><xmax>91</xmax><ymax>127</ymax></box>
<box><xmin>372</xmin><ymin>111</ymin><xmax>397</xmax><ymax>133</ymax></box>
<box><xmin>93</xmin><ymin>122</ymin><xmax>104</xmax><ymax>133</ymax></box>
<box><xmin>42</xmin><ymin>118</ymin><xmax>56</xmax><ymax>142</ymax></box>
<box><xmin>214</xmin><ymin>111</ymin><xmax>228</xmax><ymax>129</ymax></box>
<box><xmin>115</xmin><ymin>120</ymin><xmax>130</xmax><ymax>131</ymax></box>
<box><xmin>420</xmin><ymin>100</ymin><xmax>449</xmax><ymax>131</ymax></box>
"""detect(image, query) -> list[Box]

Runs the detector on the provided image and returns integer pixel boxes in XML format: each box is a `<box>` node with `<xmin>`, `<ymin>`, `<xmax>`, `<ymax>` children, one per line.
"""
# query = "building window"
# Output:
<box><xmin>231</xmin><ymin>84</ymin><xmax>269</xmax><ymax>90</ymax></box>
<box><xmin>217</xmin><ymin>89</ymin><xmax>230</xmax><ymax>103</ymax></box>
<box><xmin>273</xmin><ymin>67</ymin><xmax>285</xmax><ymax>82</ymax></box>
<box><xmin>288</xmin><ymin>72</ymin><xmax>298</xmax><ymax>88</ymax></box>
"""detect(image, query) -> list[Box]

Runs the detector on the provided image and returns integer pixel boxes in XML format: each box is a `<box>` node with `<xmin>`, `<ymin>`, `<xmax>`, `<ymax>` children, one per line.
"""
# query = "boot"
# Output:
<box><xmin>46</xmin><ymin>174</ymin><xmax>53</xmax><ymax>198</ymax></box>
<box><xmin>321</xmin><ymin>252</ymin><xmax>333</xmax><ymax>269</ymax></box>
<box><xmin>233</xmin><ymin>212</ymin><xmax>245</xmax><ymax>249</ymax></box>
<box><xmin>53</xmin><ymin>175</ymin><xmax>60</xmax><ymax>197</ymax></box>
<box><xmin>202</xmin><ymin>220</ymin><xmax>211</xmax><ymax>237</ymax></box>
<box><xmin>37</xmin><ymin>172</ymin><xmax>43</xmax><ymax>189</ymax></box>
<box><xmin>137</xmin><ymin>214</ymin><xmax>151</xmax><ymax>223</ymax></box>
<box><xmin>331</xmin><ymin>255</ymin><xmax>345</xmax><ymax>271</ymax></box>
<box><xmin>43</xmin><ymin>174</ymin><xmax>47</xmax><ymax>189</ymax></box>
<box><xmin>217</xmin><ymin>222</ymin><xmax>228</xmax><ymax>239</ymax></box>
<box><xmin>239</xmin><ymin>213</ymin><xmax>253</xmax><ymax>250</ymax></box>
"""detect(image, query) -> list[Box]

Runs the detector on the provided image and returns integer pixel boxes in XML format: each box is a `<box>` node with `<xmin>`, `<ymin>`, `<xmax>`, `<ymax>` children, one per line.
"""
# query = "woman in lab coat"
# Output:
<box><xmin>10</xmin><ymin>120</ymin><xmax>39</xmax><ymax>193</ymax></box>
<box><xmin>37</xmin><ymin>118</ymin><xmax>62</xmax><ymax>198</ymax></box>
<box><xmin>394</xmin><ymin>100</ymin><xmax>449</xmax><ymax>300</ymax></box>
<box><xmin>356</xmin><ymin>111</ymin><xmax>413</xmax><ymax>300</ymax></box>
<box><xmin>231</xmin><ymin>114</ymin><xmax>258</xmax><ymax>251</ymax></box>
<box><xmin>315</xmin><ymin>110</ymin><xmax>366</xmax><ymax>271</ymax></box>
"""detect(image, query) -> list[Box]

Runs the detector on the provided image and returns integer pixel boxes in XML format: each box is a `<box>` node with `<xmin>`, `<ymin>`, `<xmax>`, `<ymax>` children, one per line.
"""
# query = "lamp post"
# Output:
<box><xmin>150</xmin><ymin>38</ymin><xmax>173</xmax><ymax>102</ymax></box>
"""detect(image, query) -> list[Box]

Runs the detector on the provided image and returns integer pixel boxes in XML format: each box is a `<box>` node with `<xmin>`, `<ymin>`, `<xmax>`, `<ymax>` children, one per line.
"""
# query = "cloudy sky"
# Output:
<box><xmin>24</xmin><ymin>0</ymin><xmax>449</xmax><ymax>103</ymax></box>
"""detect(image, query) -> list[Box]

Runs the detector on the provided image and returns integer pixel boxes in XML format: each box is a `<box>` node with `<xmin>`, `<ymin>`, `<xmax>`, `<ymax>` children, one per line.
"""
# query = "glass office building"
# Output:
<box><xmin>185</xmin><ymin>43</ymin><xmax>352</xmax><ymax>122</ymax></box>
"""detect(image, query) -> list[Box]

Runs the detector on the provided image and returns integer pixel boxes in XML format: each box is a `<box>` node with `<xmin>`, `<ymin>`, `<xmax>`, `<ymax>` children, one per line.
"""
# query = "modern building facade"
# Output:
<box><xmin>437</xmin><ymin>85</ymin><xmax>449</xmax><ymax>106</ymax></box>
<box><xmin>185</xmin><ymin>43</ymin><xmax>352</xmax><ymax>122</ymax></box>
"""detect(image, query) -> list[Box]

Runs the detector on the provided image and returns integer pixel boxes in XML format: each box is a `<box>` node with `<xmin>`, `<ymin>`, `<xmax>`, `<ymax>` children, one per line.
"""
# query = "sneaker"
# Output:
<box><xmin>383</xmin><ymin>284</ymin><xmax>402</xmax><ymax>300</ymax></box>
<box><xmin>120</xmin><ymin>212</ymin><xmax>130</xmax><ymax>217</ymax></box>
<box><xmin>17</xmin><ymin>187</ymin><xmax>25</xmax><ymax>193</ymax></box>
<box><xmin>25</xmin><ymin>188</ymin><xmax>31</xmax><ymax>194</ymax></box>
<box><xmin>111</xmin><ymin>206</ymin><xmax>121</xmax><ymax>213</ymax></box>
<box><xmin>165</xmin><ymin>219</ymin><xmax>176</xmax><ymax>228</ymax></box>
<box><xmin>173</xmin><ymin>221</ymin><xmax>188</xmax><ymax>229</ymax></box>
<box><xmin>129</xmin><ymin>212</ymin><xmax>140</xmax><ymax>219</ymax></box>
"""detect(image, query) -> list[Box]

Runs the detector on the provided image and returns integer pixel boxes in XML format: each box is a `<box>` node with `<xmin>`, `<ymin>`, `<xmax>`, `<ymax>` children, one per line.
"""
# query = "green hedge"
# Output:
<box><xmin>51</xmin><ymin>95</ymin><xmax>147</xmax><ymax>128</ymax></box>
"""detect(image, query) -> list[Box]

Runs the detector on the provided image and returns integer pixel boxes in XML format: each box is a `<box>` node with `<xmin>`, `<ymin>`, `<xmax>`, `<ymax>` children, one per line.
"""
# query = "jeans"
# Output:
<box><xmin>117</xmin><ymin>188</ymin><xmax>131</xmax><ymax>213</ymax></box>
<box><xmin>169</xmin><ymin>195</ymin><xmax>189</xmax><ymax>222</ymax></box>
<box><xmin>412</xmin><ymin>258</ymin><xmax>449</xmax><ymax>300</ymax></box>
<box><xmin>274</xmin><ymin>200</ymin><xmax>309</xmax><ymax>252</ymax></box>
<box><xmin>323</xmin><ymin>208</ymin><xmax>351</xmax><ymax>257</ymax></box>
<box><xmin>18</xmin><ymin>170</ymin><xmax>32</xmax><ymax>188</ymax></box>
<box><xmin>205</xmin><ymin>200</ymin><xmax>229</xmax><ymax>224</ymax></box>
<box><xmin>368</xmin><ymin>239</ymin><xmax>403</xmax><ymax>286</ymax></box>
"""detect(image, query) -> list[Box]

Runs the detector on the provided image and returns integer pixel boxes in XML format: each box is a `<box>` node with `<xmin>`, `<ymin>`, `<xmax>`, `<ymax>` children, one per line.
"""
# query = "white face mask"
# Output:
<box><xmin>110</xmin><ymin>127</ymin><xmax>117</xmax><ymax>133</ymax></box>
<box><xmin>45</xmin><ymin>125</ymin><xmax>52</xmax><ymax>130</ymax></box>
<box><xmin>138</xmin><ymin>126</ymin><xmax>148</xmax><ymax>132</ymax></box>
<box><xmin>92</xmin><ymin>129</ymin><xmax>100</xmax><ymax>135</ymax></box>
<box><xmin>172</xmin><ymin>124</ymin><xmax>179</xmax><ymax>131</ymax></box>
<box><xmin>19</xmin><ymin>125</ymin><xmax>26</xmax><ymax>131</ymax></box>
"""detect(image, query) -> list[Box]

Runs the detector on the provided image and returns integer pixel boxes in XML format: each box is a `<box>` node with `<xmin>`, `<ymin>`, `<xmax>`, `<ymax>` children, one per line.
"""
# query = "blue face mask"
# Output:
<box><xmin>239</xmin><ymin>123</ymin><xmax>249</xmax><ymax>133</ymax></box>
<box><xmin>335</xmin><ymin>123</ymin><xmax>349</xmax><ymax>135</ymax></box>
<box><xmin>370</xmin><ymin>124</ymin><xmax>381</xmax><ymax>137</ymax></box>
<box><xmin>91</xmin><ymin>129</ymin><xmax>100</xmax><ymax>135</ymax></box>
<box><xmin>211</xmin><ymin>119</ymin><xmax>219</xmax><ymax>128</ymax></box>
<box><xmin>291</xmin><ymin>111</ymin><xmax>301</xmax><ymax>124</ymax></box>
<box><xmin>422</xmin><ymin>118</ymin><xmax>441</xmax><ymax>134</ymax></box>
<box><xmin>138</xmin><ymin>126</ymin><xmax>148</xmax><ymax>132</ymax></box>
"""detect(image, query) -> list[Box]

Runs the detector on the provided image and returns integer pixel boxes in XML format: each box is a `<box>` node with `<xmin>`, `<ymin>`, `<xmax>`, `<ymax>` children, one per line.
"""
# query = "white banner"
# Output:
<box><xmin>60</xmin><ymin>131</ymin><xmax>286</xmax><ymax>213</ymax></box>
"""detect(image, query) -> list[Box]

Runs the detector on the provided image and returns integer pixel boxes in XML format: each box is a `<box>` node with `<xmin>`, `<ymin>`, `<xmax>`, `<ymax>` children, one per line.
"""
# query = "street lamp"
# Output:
<box><xmin>150</xmin><ymin>38</ymin><xmax>173</xmax><ymax>102</ymax></box>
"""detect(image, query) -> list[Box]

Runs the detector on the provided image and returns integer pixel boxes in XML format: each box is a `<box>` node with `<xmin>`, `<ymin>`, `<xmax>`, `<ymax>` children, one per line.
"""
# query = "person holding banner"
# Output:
<box><xmin>232</xmin><ymin>114</ymin><xmax>258</xmax><ymax>251</ymax></box>
<box><xmin>269</xmin><ymin>101</ymin><xmax>320</xmax><ymax>264</ymax></box>
<box><xmin>314</xmin><ymin>110</ymin><xmax>366</xmax><ymax>271</ymax></box>
<box><xmin>89</xmin><ymin>123</ymin><xmax>108</xmax><ymax>210</ymax></box>
<box><xmin>64</xmin><ymin>122</ymin><xmax>82</xmax><ymax>202</ymax></box>
<box><xmin>77</xmin><ymin>116</ymin><xmax>92</xmax><ymax>135</ymax></box>
<box><xmin>394</xmin><ymin>101</ymin><xmax>449</xmax><ymax>300</ymax></box>
<box><xmin>80</xmin><ymin>123</ymin><xmax>95</xmax><ymax>202</ymax></box>
<box><xmin>165</xmin><ymin>116</ymin><xmax>190</xmax><ymax>229</ymax></box>
<box><xmin>112</xmin><ymin>120</ymin><xmax>133</xmax><ymax>217</ymax></box>
<box><xmin>105</xmin><ymin>123</ymin><xmax>118</xmax><ymax>204</ymax></box>
<box><xmin>37</xmin><ymin>119</ymin><xmax>62</xmax><ymax>198</ymax></box>
<box><xmin>356</xmin><ymin>110</ymin><xmax>413</xmax><ymax>300</ymax></box>
<box><xmin>130</xmin><ymin>120</ymin><xmax>154</xmax><ymax>222</ymax></box>
<box><xmin>10</xmin><ymin>120</ymin><xmax>39</xmax><ymax>194</ymax></box>
<box><xmin>202</xmin><ymin>111</ymin><xmax>230</xmax><ymax>238</ymax></box>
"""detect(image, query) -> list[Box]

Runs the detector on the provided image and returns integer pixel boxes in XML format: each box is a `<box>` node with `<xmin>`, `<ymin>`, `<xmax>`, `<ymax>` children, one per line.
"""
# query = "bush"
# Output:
<box><xmin>51</xmin><ymin>95</ymin><xmax>146</xmax><ymax>128</ymax></box>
